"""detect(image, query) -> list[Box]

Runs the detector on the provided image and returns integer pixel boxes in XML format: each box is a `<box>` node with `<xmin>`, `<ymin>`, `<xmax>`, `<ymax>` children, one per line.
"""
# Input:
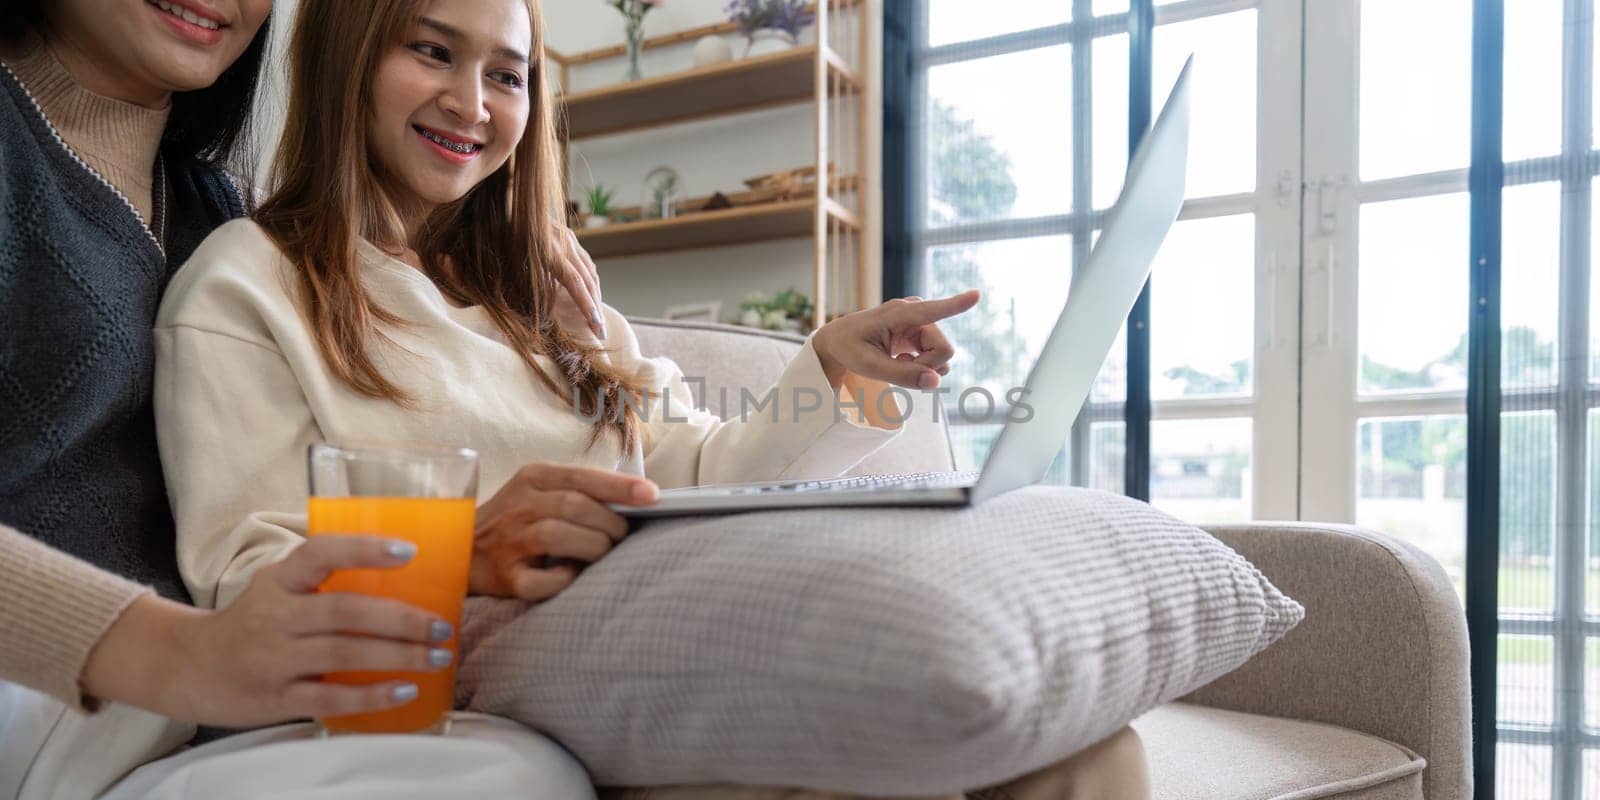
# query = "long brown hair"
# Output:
<box><xmin>256</xmin><ymin>0</ymin><xmax>645</xmax><ymax>451</ymax></box>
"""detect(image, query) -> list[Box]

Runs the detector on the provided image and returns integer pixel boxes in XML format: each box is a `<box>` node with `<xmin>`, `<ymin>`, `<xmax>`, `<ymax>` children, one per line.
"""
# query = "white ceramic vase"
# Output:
<box><xmin>693</xmin><ymin>35</ymin><xmax>733</xmax><ymax>68</ymax></box>
<box><xmin>584</xmin><ymin>216</ymin><xmax>612</xmax><ymax>229</ymax></box>
<box><xmin>744</xmin><ymin>28</ymin><xmax>798</xmax><ymax>58</ymax></box>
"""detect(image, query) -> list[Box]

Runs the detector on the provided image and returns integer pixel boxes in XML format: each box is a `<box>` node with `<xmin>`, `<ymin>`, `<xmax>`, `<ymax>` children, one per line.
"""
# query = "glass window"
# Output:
<box><xmin>1150</xmin><ymin>215</ymin><xmax>1255</xmax><ymax>400</ymax></box>
<box><xmin>1591</xmin><ymin>177</ymin><xmax>1600</xmax><ymax>383</ymax></box>
<box><xmin>925</xmin><ymin>236</ymin><xmax>1073</xmax><ymax>396</ymax></box>
<box><xmin>1499</xmin><ymin>635</ymin><xmax>1555</xmax><ymax>727</ymax></box>
<box><xmin>1093</xmin><ymin>34</ymin><xmax>1131</xmax><ymax>210</ymax></box>
<box><xmin>1153</xmin><ymin>10</ymin><xmax>1258</xmax><ymax>198</ymax></box>
<box><xmin>1359</xmin><ymin>0</ymin><xmax>1472</xmax><ymax>181</ymax></box>
<box><xmin>1503</xmin><ymin>0</ymin><xmax>1564</xmax><ymax>162</ymax></box>
<box><xmin>1356</xmin><ymin>415</ymin><xmax>1467</xmax><ymax>593</ymax></box>
<box><xmin>1091</xmin><ymin>421</ymin><xmax>1126</xmax><ymax>494</ymax></box>
<box><xmin>1502</xmin><ymin>183</ymin><xmax>1560</xmax><ymax>390</ymax></box>
<box><xmin>1594</xmin><ymin>8</ymin><xmax>1600</xmax><ymax>150</ymax></box>
<box><xmin>1586</xmin><ymin>411</ymin><xmax>1600</xmax><ymax>618</ymax></box>
<box><xmin>1151</xmin><ymin>418</ymin><xmax>1252</xmax><ymax>523</ymax></box>
<box><xmin>1358</xmin><ymin>193</ymin><xmax>1471</xmax><ymax>395</ymax></box>
<box><xmin>928</xmin><ymin>1</ymin><xmax>1072</xmax><ymax>48</ymax></box>
<box><xmin>1588</xmin><ymin>639</ymin><xmax>1600</xmax><ymax>731</ymax></box>
<box><xmin>1498</xmin><ymin>743</ymin><xmax>1554</xmax><ymax>800</ymax></box>
<box><xmin>1501</xmin><ymin>411</ymin><xmax>1557</xmax><ymax>612</ymax></box>
<box><xmin>927</xmin><ymin>46</ymin><xmax>1073</xmax><ymax>226</ymax></box>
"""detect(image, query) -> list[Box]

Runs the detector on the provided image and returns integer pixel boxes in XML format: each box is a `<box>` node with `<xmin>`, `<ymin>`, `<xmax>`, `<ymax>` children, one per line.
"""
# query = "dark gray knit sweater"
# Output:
<box><xmin>0</xmin><ymin>64</ymin><xmax>243</xmax><ymax>602</ymax></box>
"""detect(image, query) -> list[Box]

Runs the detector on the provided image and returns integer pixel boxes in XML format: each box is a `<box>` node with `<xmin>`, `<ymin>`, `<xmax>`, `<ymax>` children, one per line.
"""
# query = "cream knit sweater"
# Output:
<box><xmin>155</xmin><ymin>220</ymin><xmax>900</xmax><ymax>610</ymax></box>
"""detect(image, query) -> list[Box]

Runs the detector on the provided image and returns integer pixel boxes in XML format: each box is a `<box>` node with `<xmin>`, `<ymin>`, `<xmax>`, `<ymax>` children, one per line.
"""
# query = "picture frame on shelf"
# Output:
<box><xmin>663</xmin><ymin>301</ymin><xmax>723</xmax><ymax>323</ymax></box>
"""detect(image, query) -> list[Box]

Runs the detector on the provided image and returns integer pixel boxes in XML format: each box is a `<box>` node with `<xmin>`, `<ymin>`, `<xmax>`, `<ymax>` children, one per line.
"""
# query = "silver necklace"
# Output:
<box><xmin>153</xmin><ymin>155</ymin><xmax>168</xmax><ymax>252</ymax></box>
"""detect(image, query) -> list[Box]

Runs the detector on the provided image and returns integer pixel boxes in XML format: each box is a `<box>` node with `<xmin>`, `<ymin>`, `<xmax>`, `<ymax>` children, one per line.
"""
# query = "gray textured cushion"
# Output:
<box><xmin>457</xmin><ymin>486</ymin><xmax>1302</xmax><ymax>795</ymax></box>
<box><xmin>1134</xmin><ymin>703</ymin><xmax>1425</xmax><ymax>800</ymax></box>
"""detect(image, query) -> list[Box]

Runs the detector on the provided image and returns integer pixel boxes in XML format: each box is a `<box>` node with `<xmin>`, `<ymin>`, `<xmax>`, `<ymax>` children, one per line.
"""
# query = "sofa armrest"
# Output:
<box><xmin>1185</xmin><ymin>523</ymin><xmax>1471</xmax><ymax>800</ymax></box>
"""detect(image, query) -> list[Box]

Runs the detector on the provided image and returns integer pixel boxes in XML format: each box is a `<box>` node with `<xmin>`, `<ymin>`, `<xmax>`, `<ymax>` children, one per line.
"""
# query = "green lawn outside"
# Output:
<box><xmin>1494</xmin><ymin>566</ymin><xmax>1600</xmax><ymax>665</ymax></box>
<box><xmin>1496</xmin><ymin>637</ymin><xmax>1600</xmax><ymax>666</ymax></box>
<box><xmin>1498</xmin><ymin>565</ymin><xmax>1600</xmax><ymax>612</ymax></box>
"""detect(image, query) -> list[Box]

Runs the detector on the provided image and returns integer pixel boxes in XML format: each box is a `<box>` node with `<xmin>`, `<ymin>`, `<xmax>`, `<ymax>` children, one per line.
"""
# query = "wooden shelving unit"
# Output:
<box><xmin>560</xmin><ymin>46</ymin><xmax>860</xmax><ymax>140</ymax></box>
<box><xmin>547</xmin><ymin>0</ymin><xmax>870</xmax><ymax>328</ymax></box>
<box><xmin>575</xmin><ymin>198</ymin><xmax>859</xmax><ymax>259</ymax></box>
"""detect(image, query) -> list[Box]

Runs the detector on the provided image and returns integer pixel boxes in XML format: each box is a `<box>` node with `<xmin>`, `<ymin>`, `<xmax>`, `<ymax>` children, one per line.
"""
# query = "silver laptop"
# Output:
<box><xmin>618</xmin><ymin>58</ymin><xmax>1191</xmax><ymax>519</ymax></box>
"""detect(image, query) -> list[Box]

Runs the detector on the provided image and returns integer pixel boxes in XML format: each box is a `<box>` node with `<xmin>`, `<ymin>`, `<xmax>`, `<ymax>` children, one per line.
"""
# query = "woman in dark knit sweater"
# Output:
<box><xmin>0</xmin><ymin>2</ymin><xmax>596</xmax><ymax>797</ymax></box>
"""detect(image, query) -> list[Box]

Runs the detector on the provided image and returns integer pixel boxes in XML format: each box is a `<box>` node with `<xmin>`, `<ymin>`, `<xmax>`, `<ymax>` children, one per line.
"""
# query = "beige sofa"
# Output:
<box><xmin>630</xmin><ymin>317</ymin><xmax>1472</xmax><ymax>800</ymax></box>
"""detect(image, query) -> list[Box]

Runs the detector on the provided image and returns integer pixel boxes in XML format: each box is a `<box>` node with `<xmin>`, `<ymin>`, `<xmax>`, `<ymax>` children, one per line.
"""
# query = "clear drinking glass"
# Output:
<box><xmin>306</xmin><ymin>443</ymin><xmax>479</xmax><ymax>735</ymax></box>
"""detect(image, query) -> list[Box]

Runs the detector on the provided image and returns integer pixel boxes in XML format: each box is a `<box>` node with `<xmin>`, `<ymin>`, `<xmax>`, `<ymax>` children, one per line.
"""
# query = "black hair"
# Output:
<box><xmin>0</xmin><ymin>0</ymin><xmax>271</xmax><ymax>167</ymax></box>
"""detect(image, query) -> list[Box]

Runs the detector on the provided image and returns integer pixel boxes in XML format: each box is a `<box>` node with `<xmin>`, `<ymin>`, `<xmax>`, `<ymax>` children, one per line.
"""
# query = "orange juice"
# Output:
<box><xmin>307</xmin><ymin>496</ymin><xmax>476</xmax><ymax>734</ymax></box>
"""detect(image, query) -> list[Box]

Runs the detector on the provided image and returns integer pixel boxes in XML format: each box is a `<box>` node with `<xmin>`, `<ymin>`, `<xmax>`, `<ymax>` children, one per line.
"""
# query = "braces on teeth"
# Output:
<box><xmin>419</xmin><ymin>128</ymin><xmax>480</xmax><ymax>154</ymax></box>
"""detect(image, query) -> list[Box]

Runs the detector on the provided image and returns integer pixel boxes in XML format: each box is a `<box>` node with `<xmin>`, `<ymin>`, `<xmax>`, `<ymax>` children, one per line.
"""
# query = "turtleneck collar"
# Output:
<box><xmin>2</xmin><ymin>36</ymin><xmax>171</xmax><ymax>228</ymax></box>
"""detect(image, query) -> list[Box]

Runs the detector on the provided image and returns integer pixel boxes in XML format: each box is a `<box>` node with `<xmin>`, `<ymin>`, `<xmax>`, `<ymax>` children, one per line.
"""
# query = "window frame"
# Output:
<box><xmin>889</xmin><ymin>0</ymin><xmax>1302</xmax><ymax>521</ymax></box>
<box><xmin>887</xmin><ymin>0</ymin><xmax>1600</xmax><ymax>795</ymax></box>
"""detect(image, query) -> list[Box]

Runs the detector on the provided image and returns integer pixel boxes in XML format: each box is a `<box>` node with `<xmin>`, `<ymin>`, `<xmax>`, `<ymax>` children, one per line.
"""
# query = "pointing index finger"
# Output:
<box><xmin>894</xmin><ymin>290</ymin><xmax>981</xmax><ymax>326</ymax></box>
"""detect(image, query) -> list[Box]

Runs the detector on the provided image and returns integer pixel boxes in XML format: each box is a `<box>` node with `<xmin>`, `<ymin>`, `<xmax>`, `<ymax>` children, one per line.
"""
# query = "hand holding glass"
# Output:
<box><xmin>307</xmin><ymin>443</ymin><xmax>478</xmax><ymax>735</ymax></box>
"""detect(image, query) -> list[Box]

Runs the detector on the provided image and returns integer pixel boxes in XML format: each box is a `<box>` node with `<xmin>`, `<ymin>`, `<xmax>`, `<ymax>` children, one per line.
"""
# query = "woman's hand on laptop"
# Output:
<box><xmin>469</xmin><ymin>463</ymin><xmax>659</xmax><ymax>601</ymax></box>
<box><xmin>811</xmin><ymin>290</ymin><xmax>981</xmax><ymax>391</ymax></box>
<box><xmin>81</xmin><ymin>535</ymin><xmax>457</xmax><ymax>726</ymax></box>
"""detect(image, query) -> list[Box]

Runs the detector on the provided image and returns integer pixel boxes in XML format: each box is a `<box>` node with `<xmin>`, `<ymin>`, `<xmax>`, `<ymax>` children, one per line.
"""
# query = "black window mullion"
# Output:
<box><xmin>882</xmin><ymin>0</ymin><xmax>924</xmax><ymax>300</ymax></box>
<box><xmin>1466</xmin><ymin>0</ymin><xmax>1504</xmax><ymax>797</ymax></box>
<box><xmin>1124</xmin><ymin>0</ymin><xmax>1155</xmax><ymax>501</ymax></box>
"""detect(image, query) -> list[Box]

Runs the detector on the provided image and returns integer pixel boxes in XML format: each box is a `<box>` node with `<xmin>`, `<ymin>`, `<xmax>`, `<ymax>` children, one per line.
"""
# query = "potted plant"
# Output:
<box><xmin>734</xmin><ymin>288</ymin><xmax>813</xmax><ymax>332</ymax></box>
<box><xmin>585</xmin><ymin>185</ymin><xmax>616</xmax><ymax>228</ymax></box>
<box><xmin>724</xmin><ymin>0</ymin><xmax>813</xmax><ymax>58</ymax></box>
<box><xmin>606</xmin><ymin>0</ymin><xmax>663</xmax><ymax>81</ymax></box>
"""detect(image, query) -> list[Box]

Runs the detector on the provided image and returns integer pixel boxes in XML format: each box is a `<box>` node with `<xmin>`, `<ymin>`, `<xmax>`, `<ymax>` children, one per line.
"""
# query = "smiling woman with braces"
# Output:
<box><xmin>415</xmin><ymin>124</ymin><xmax>483</xmax><ymax>153</ymax></box>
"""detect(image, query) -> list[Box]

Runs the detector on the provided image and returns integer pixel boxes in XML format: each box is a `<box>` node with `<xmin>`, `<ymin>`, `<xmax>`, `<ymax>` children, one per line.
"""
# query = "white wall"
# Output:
<box><xmin>251</xmin><ymin>0</ymin><xmax>884</xmax><ymax>322</ymax></box>
<box><xmin>249</xmin><ymin>0</ymin><xmax>295</xmax><ymax>191</ymax></box>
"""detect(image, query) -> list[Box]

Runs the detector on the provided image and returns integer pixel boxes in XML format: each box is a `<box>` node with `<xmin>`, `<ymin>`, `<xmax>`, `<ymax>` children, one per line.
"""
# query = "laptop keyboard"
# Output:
<box><xmin>706</xmin><ymin>470</ymin><xmax>982</xmax><ymax>496</ymax></box>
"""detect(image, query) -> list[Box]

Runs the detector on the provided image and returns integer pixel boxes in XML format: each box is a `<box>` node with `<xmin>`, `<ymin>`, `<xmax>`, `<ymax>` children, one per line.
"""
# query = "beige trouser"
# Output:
<box><xmin>598</xmin><ymin>726</ymin><xmax>1149</xmax><ymax>800</ymax></box>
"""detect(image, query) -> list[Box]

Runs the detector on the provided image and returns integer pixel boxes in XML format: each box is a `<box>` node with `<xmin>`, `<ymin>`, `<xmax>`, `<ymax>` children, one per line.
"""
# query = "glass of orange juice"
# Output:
<box><xmin>306</xmin><ymin>442</ymin><xmax>478</xmax><ymax>735</ymax></box>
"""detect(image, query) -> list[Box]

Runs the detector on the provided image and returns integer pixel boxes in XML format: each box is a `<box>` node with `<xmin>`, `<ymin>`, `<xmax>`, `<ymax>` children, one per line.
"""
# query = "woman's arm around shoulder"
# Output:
<box><xmin>0</xmin><ymin>525</ymin><xmax>149</xmax><ymax>712</ymax></box>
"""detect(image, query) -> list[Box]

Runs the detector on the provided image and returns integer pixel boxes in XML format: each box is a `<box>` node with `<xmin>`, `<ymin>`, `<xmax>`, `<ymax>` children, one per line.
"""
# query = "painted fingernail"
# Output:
<box><xmin>428</xmin><ymin>648</ymin><xmax>454</xmax><ymax>668</ymax></box>
<box><xmin>392</xmin><ymin>683</ymin><xmax>419</xmax><ymax>702</ymax></box>
<box><xmin>429</xmin><ymin>620</ymin><xmax>454</xmax><ymax>642</ymax></box>
<box><xmin>592</xmin><ymin>311</ymin><xmax>607</xmax><ymax>337</ymax></box>
<box><xmin>918</xmin><ymin>371</ymin><xmax>938</xmax><ymax>389</ymax></box>
<box><xmin>386</xmin><ymin>541</ymin><xmax>417</xmax><ymax>561</ymax></box>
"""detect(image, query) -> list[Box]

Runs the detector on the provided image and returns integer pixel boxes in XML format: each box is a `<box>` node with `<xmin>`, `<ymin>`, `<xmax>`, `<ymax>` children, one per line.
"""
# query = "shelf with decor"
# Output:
<box><xmin>546</xmin><ymin>0</ymin><xmax>870</xmax><ymax>330</ymax></box>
